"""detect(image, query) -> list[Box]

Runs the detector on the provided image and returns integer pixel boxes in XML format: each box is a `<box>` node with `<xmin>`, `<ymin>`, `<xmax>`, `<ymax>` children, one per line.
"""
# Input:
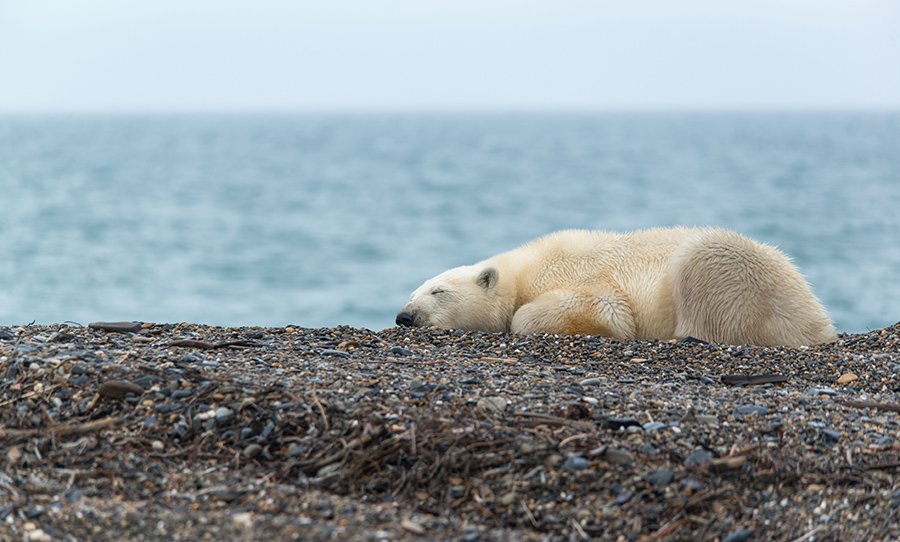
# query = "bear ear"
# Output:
<box><xmin>476</xmin><ymin>267</ymin><xmax>499</xmax><ymax>290</ymax></box>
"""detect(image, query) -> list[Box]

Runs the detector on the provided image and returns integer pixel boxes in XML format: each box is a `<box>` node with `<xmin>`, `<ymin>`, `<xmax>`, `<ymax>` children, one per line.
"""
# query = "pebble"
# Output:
<box><xmin>476</xmin><ymin>396</ymin><xmax>506</xmax><ymax>414</ymax></box>
<box><xmin>733</xmin><ymin>405</ymin><xmax>768</xmax><ymax>419</ymax></box>
<box><xmin>390</xmin><ymin>346</ymin><xmax>412</xmax><ymax>356</ymax></box>
<box><xmin>320</xmin><ymin>349</ymin><xmax>351</xmax><ymax>358</ymax></box>
<box><xmin>88</xmin><ymin>321</ymin><xmax>143</xmax><ymax>333</ymax></box>
<box><xmin>614</xmin><ymin>489</ymin><xmax>634</xmax><ymax>505</ymax></box>
<box><xmin>807</xmin><ymin>387</ymin><xmax>840</xmax><ymax>396</ymax></box>
<box><xmin>579</xmin><ymin>377</ymin><xmax>602</xmax><ymax>386</ymax></box>
<box><xmin>232</xmin><ymin>512</ymin><xmax>254</xmax><ymax>529</ymax></box>
<box><xmin>215</xmin><ymin>407</ymin><xmax>234</xmax><ymax>423</ymax></box>
<box><xmin>837</xmin><ymin>373</ymin><xmax>858</xmax><ymax>384</ymax></box>
<box><xmin>696</xmin><ymin>415</ymin><xmax>719</xmax><ymax>425</ymax></box>
<box><xmin>820</xmin><ymin>428</ymin><xmax>842</xmax><ymax>443</ymax></box>
<box><xmin>722</xmin><ymin>529</ymin><xmax>753</xmax><ymax>542</ymax></box>
<box><xmin>604</xmin><ymin>448</ymin><xmax>634</xmax><ymax>464</ymax></box>
<box><xmin>684</xmin><ymin>448</ymin><xmax>713</xmax><ymax>466</ymax></box>
<box><xmin>400</xmin><ymin>519</ymin><xmax>426</xmax><ymax>535</ymax></box>
<box><xmin>562</xmin><ymin>455</ymin><xmax>589</xmax><ymax>472</ymax></box>
<box><xmin>646</xmin><ymin>469</ymin><xmax>674</xmax><ymax>487</ymax></box>
<box><xmin>243</xmin><ymin>444</ymin><xmax>263</xmax><ymax>458</ymax></box>
<box><xmin>98</xmin><ymin>380</ymin><xmax>144</xmax><ymax>400</ymax></box>
<box><xmin>606</xmin><ymin>418</ymin><xmax>642</xmax><ymax>431</ymax></box>
<box><xmin>151</xmin><ymin>440</ymin><xmax>165</xmax><ymax>451</ymax></box>
<box><xmin>0</xmin><ymin>331</ymin><xmax>16</xmax><ymax>341</ymax></box>
<box><xmin>642</xmin><ymin>421</ymin><xmax>666</xmax><ymax>432</ymax></box>
<box><xmin>132</xmin><ymin>375</ymin><xmax>162</xmax><ymax>389</ymax></box>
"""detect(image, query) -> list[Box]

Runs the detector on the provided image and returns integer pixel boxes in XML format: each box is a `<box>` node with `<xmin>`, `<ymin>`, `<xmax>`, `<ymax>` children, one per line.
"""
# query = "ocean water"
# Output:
<box><xmin>0</xmin><ymin>113</ymin><xmax>898</xmax><ymax>334</ymax></box>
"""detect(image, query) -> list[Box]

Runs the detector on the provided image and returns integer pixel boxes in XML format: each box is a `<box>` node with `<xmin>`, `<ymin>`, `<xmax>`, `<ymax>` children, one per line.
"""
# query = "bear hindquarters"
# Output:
<box><xmin>669</xmin><ymin>230</ymin><xmax>836</xmax><ymax>346</ymax></box>
<box><xmin>511</xmin><ymin>289</ymin><xmax>636</xmax><ymax>338</ymax></box>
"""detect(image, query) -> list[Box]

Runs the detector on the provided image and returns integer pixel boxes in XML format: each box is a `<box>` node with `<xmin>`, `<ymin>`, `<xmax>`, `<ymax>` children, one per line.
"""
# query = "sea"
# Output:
<box><xmin>1</xmin><ymin>112</ymin><xmax>898</xmax><ymax>334</ymax></box>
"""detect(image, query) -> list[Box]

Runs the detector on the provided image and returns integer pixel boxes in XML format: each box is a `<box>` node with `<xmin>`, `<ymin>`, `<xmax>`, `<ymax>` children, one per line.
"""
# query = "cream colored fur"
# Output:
<box><xmin>397</xmin><ymin>227</ymin><xmax>836</xmax><ymax>346</ymax></box>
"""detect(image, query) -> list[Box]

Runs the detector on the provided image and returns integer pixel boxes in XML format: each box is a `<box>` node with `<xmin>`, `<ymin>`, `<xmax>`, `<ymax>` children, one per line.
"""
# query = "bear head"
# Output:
<box><xmin>396</xmin><ymin>265</ymin><xmax>512</xmax><ymax>332</ymax></box>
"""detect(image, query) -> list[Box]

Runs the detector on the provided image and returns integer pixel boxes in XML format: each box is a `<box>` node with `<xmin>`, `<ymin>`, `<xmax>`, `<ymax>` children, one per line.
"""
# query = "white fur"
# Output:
<box><xmin>398</xmin><ymin>228</ymin><xmax>836</xmax><ymax>346</ymax></box>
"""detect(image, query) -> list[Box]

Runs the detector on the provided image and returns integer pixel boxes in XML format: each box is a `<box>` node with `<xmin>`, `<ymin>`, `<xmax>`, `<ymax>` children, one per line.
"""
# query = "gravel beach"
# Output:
<box><xmin>1</xmin><ymin>322</ymin><xmax>898</xmax><ymax>541</ymax></box>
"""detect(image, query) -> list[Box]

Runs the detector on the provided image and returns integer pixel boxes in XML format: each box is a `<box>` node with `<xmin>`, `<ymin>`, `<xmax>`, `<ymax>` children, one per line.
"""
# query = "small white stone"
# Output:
<box><xmin>232</xmin><ymin>512</ymin><xmax>253</xmax><ymax>529</ymax></box>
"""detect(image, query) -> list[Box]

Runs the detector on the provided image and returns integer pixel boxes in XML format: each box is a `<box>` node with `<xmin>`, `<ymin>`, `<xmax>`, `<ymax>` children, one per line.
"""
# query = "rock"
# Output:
<box><xmin>614</xmin><ymin>489</ymin><xmax>634</xmax><ymax>505</ymax></box>
<box><xmin>808</xmin><ymin>387</ymin><xmax>840</xmax><ymax>396</ymax></box>
<box><xmin>98</xmin><ymin>380</ymin><xmax>144</xmax><ymax>400</ymax></box>
<box><xmin>500</xmin><ymin>492</ymin><xmax>517</xmax><ymax>506</ymax></box>
<box><xmin>390</xmin><ymin>346</ymin><xmax>412</xmax><ymax>356</ymax></box>
<box><xmin>837</xmin><ymin>373</ymin><xmax>858</xmax><ymax>384</ymax></box>
<box><xmin>646</xmin><ymin>469</ymin><xmax>674</xmax><ymax>487</ymax></box>
<box><xmin>696</xmin><ymin>415</ymin><xmax>719</xmax><ymax>425</ymax></box>
<box><xmin>319</xmin><ymin>349</ymin><xmax>350</xmax><ymax>358</ymax></box>
<box><xmin>151</xmin><ymin>440</ymin><xmax>165</xmax><ymax>451</ymax></box>
<box><xmin>606</xmin><ymin>417</ymin><xmax>642</xmax><ymax>431</ymax></box>
<box><xmin>243</xmin><ymin>443</ymin><xmax>263</xmax><ymax>459</ymax></box>
<box><xmin>215</xmin><ymin>407</ymin><xmax>234</xmax><ymax>423</ymax></box>
<box><xmin>476</xmin><ymin>396</ymin><xmax>507</xmax><ymax>414</ymax></box>
<box><xmin>88</xmin><ymin>321</ymin><xmax>143</xmax><ymax>333</ymax></box>
<box><xmin>232</xmin><ymin>512</ymin><xmax>253</xmax><ymax>529</ymax></box>
<box><xmin>579</xmin><ymin>377</ymin><xmax>602</xmax><ymax>386</ymax></box>
<box><xmin>820</xmin><ymin>428</ymin><xmax>842</xmax><ymax>443</ymax></box>
<box><xmin>604</xmin><ymin>448</ymin><xmax>634</xmax><ymax>464</ymax></box>
<box><xmin>733</xmin><ymin>405</ymin><xmax>768</xmax><ymax>419</ymax></box>
<box><xmin>0</xmin><ymin>331</ymin><xmax>16</xmax><ymax>341</ymax></box>
<box><xmin>562</xmin><ymin>455</ymin><xmax>589</xmax><ymax>472</ymax></box>
<box><xmin>684</xmin><ymin>448</ymin><xmax>713</xmax><ymax>466</ymax></box>
<box><xmin>642</xmin><ymin>421</ymin><xmax>666</xmax><ymax>432</ymax></box>
<box><xmin>723</xmin><ymin>529</ymin><xmax>753</xmax><ymax>542</ymax></box>
<box><xmin>400</xmin><ymin>519</ymin><xmax>426</xmax><ymax>535</ymax></box>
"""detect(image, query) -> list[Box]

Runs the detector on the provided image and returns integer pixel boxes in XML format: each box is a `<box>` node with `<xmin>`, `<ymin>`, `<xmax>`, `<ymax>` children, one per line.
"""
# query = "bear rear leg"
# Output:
<box><xmin>511</xmin><ymin>289</ymin><xmax>636</xmax><ymax>338</ymax></box>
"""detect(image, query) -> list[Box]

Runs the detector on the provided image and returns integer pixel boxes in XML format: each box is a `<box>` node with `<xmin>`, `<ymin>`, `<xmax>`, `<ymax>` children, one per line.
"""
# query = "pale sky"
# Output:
<box><xmin>1</xmin><ymin>0</ymin><xmax>898</xmax><ymax>112</ymax></box>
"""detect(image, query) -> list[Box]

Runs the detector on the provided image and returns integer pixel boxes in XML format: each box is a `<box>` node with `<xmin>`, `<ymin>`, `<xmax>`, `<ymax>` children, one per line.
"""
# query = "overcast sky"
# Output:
<box><xmin>1</xmin><ymin>0</ymin><xmax>898</xmax><ymax>112</ymax></box>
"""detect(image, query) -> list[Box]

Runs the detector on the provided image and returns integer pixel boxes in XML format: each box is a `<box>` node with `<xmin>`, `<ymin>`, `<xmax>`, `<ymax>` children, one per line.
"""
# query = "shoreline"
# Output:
<box><xmin>1</xmin><ymin>322</ymin><xmax>898</xmax><ymax>541</ymax></box>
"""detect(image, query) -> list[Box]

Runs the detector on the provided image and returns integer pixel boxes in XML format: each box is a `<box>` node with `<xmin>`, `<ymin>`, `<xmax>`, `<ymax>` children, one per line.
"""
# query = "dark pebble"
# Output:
<box><xmin>562</xmin><ymin>455</ymin><xmax>589</xmax><ymax>472</ymax></box>
<box><xmin>171</xmin><ymin>389</ymin><xmax>194</xmax><ymax>400</ymax></box>
<box><xmin>685</xmin><ymin>448</ymin><xmax>713</xmax><ymax>466</ymax></box>
<box><xmin>98</xmin><ymin>380</ymin><xmax>144</xmax><ymax>400</ymax></box>
<box><xmin>733</xmin><ymin>405</ymin><xmax>768</xmax><ymax>419</ymax></box>
<box><xmin>646</xmin><ymin>469</ymin><xmax>674</xmax><ymax>488</ymax></box>
<box><xmin>215</xmin><ymin>407</ymin><xmax>234</xmax><ymax>423</ymax></box>
<box><xmin>606</xmin><ymin>418</ymin><xmax>642</xmax><ymax>431</ymax></box>
<box><xmin>156</xmin><ymin>402</ymin><xmax>183</xmax><ymax>414</ymax></box>
<box><xmin>181</xmin><ymin>354</ymin><xmax>202</xmax><ymax>363</ymax></box>
<box><xmin>723</xmin><ymin>529</ymin><xmax>753</xmax><ymax>542</ymax></box>
<box><xmin>0</xmin><ymin>331</ymin><xmax>16</xmax><ymax>341</ymax></box>
<box><xmin>142</xmin><ymin>416</ymin><xmax>159</xmax><ymax>428</ymax></box>
<box><xmin>69</xmin><ymin>375</ymin><xmax>90</xmax><ymax>386</ymax></box>
<box><xmin>133</xmin><ymin>375</ymin><xmax>162</xmax><ymax>389</ymax></box>
<box><xmin>820</xmin><ymin>428</ymin><xmax>842</xmax><ymax>442</ymax></box>
<box><xmin>390</xmin><ymin>346</ymin><xmax>412</xmax><ymax>356</ymax></box>
<box><xmin>320</xmin><ymin>349</ymin><xmax>350</xmax><ymax>358</ymax></box>
<box><xmin>614</xmin><ymin>489</ymin><xmax>634</xmax><ymax>505</ymax></box>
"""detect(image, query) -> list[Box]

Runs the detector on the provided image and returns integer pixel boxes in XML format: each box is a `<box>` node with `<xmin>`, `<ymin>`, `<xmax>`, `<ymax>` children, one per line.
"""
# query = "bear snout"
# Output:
<box><xmin>395</xmin><ymin>311</ymin><xmax>418</xmax><ymax>327</ymax></box>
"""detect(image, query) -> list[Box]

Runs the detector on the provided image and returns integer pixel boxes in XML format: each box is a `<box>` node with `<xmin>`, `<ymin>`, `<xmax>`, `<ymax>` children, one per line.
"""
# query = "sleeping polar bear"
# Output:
<box><xmin>396</xmin><ymin>228</ymin><xmax>836</xmax><ymax>346</ymax></box>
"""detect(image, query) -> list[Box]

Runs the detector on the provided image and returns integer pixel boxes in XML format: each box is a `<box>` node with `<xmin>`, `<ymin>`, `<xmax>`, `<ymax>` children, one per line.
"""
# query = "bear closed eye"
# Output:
<box><xmin>396</xmin><ymin>227</ymin><xmax>836</xmax><ymax>347</ymax></box>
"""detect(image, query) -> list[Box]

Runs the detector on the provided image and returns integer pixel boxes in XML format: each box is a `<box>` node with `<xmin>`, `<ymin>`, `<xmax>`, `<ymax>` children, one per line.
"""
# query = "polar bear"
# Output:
<box><xmin>395</xmin><ymin>228</ymin><xmax>836</xmax><ymax>346</ymax></box>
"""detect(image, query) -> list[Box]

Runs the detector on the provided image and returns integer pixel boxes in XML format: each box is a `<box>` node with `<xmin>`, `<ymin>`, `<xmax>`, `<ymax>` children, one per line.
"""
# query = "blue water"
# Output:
<box><xmin>0</xmin><ymin>113</ymin><xmax>898</xmax><ymax>333</ymax></box>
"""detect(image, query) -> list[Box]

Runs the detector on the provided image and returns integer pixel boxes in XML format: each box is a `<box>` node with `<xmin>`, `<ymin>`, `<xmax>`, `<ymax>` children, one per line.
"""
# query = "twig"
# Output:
<box><xmin>790</xmin><ymin>526</ymin><xmax>821</xmax><ymax>542</ymax></box>
<box><xmin>839</xmin><ymin>400</ymin><xmax>900</xmax><ymax>413</ymax></box>
<box><xmin>0</xmin><ymin>416</ymin><xmax>121</xmax><ymax>442</ymax></box>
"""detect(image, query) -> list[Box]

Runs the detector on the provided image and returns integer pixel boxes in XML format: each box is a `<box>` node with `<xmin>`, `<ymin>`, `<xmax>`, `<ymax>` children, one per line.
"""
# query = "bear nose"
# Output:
<box><xmin>396</xmin><ymin>311</ymin><xmax>417</xmax><ymax>327</ymax></box>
